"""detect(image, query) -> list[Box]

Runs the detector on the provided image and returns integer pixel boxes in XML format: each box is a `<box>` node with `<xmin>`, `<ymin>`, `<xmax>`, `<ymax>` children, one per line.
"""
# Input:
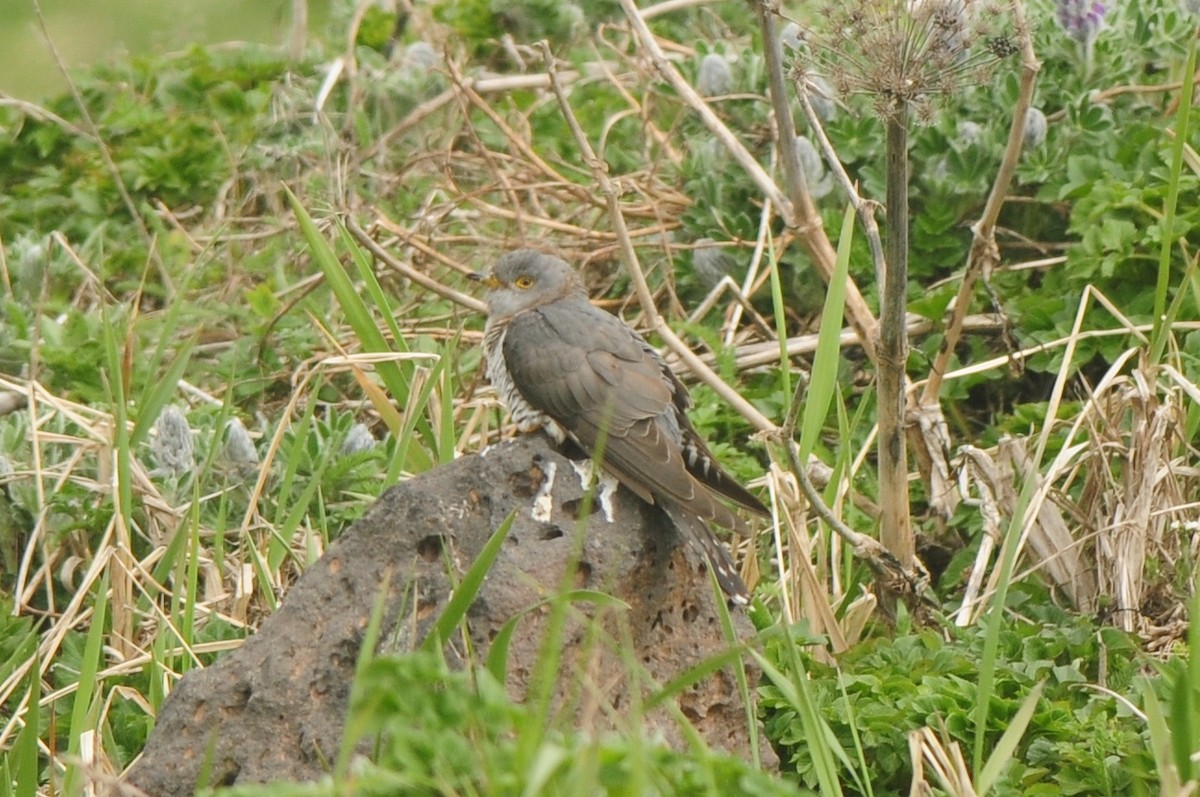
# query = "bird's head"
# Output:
<box><xmin>471</xmin><ymin>249</ymin><xmax>585</xmax><ymax>317</ymax></box>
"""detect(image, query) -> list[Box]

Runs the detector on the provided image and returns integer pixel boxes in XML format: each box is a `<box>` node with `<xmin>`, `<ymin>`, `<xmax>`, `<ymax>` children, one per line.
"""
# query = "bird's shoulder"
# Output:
<box><xmin>504</xmin><ymin>296</ymin><xmax>649</xmax><ymax>362</ymax></box>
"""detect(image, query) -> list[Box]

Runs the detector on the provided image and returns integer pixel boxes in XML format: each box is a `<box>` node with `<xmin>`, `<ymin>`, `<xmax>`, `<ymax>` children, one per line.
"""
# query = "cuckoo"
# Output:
<box><xmin>472</xmin><ymin>249</ymin><xmax>768</xmax><ymax>604</ymax></box>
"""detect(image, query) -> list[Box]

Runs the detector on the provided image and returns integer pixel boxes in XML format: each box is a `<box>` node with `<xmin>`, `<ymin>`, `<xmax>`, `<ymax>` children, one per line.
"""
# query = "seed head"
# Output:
<box><xmin>222</xmin><ymin>417</ymin><xmax>260</xmax><ymax>470</ymax></box>
<box><xmin>795</xmin><ymin>0</ymin><xmax>1018</xmax><ymax>122</ymax></box>
<box><xmin>692</xmin><ymin>239</ymin><xmax>738</xmax><ymax>289</ymax></box>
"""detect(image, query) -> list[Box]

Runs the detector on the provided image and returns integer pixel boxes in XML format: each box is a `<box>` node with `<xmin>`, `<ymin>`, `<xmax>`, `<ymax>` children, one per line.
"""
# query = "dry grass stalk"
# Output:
<box><xmin>908</xmin><ymin>726</ymin><xmax>978</xmax><ymax>797</ymax></box>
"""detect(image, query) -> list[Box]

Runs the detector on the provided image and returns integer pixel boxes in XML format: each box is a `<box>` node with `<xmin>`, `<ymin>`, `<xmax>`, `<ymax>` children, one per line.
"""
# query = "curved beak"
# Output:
<box><xmin>468</xmin><ymin>272</ymin><xmax>500</xmax><ymax>288</ymax></box>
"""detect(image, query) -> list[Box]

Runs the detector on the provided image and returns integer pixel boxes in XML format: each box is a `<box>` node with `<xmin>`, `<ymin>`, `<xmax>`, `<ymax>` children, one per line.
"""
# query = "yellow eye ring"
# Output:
<box><xmin>514</xmin><ymin>275</ymin><xmax>534</xmax><ymax>289</ymax></box>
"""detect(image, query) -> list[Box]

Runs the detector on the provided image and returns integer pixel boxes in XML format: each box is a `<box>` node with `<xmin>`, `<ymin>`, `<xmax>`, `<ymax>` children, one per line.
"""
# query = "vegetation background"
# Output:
<box><xmin>2</xmin><ymin>0</ymin><xmax>1200</xmax><ymax>795</ymax></box>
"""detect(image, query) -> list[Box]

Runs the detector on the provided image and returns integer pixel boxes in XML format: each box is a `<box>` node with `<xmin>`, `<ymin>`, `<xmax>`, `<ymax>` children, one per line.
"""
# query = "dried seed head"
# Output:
<box><xmin>798</xmin><ymin>0</ymin><xmax>1017</xmax><ymax>122</ymax></box>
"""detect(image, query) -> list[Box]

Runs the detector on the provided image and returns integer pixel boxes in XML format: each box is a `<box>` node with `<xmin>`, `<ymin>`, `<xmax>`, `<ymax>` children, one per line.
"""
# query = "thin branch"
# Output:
<box><xmin>539</xmin><ymin>42</ymin><xmax>777</xmax><ymax>433</ymax></box>
<box><xmin>346</xmin><ymin>218</ymin><xmax>486</xmax><ymax>313</ymax></box>
<box><xmin>776</xmin><ymin>374</ymin><xmax>931</xmax><ymax>600</ymax></box>
<box><xmin>618</xmin><ymin>0</ymin><xmax>792</xmax><ymax>215</ymax></box>
<box><xmin>797</xmin><ymin>91</ymin><xmax>887</xmax><ymax>288</ymax></box>
<box><xmin>754</xmin><ymin>1</ymin><xmax>881</xmax><ymax>363</ymax></box>
<box><xmin>922</xmin><ymin>0</ymin><xmax>1040</xmax><ymax>403</ymax></box>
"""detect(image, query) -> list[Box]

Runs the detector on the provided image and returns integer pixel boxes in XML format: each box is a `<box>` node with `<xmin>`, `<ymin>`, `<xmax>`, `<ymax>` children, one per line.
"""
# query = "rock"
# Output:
<box><xmin>123</xmin><ymin>434</ymin><xmax>769</xmax><ymax>796</ymax></box>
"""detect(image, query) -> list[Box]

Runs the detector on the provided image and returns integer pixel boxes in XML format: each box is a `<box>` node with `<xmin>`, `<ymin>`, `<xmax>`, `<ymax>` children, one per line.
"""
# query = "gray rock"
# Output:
<box><xmin>122</xmin><ymin>434</ymin><xmax>769</xmax><ymax>796</ymax></box>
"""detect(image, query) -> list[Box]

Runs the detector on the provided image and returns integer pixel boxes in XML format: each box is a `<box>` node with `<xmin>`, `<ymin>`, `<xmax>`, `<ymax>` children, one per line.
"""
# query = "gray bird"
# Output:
<box><xmin>472</xmin><ymin>249</ymin><xmax>768</xmax><ymax>603</ymax></box>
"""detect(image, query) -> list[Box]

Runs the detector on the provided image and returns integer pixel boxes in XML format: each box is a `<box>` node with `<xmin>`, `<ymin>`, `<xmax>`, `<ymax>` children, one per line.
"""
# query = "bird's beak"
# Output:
<box><xmin>468</xmin><ymin>272</ymin><xmax>500</xmax><ymax>288</ymax></box>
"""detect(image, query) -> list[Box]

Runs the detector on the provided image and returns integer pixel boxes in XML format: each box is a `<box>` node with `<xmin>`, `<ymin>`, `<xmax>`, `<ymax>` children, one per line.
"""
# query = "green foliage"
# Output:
<box><xmin>0</xmin><ymin>44</ymin><xmax>303</xmax><ymax>300</ymax></box>
<box><xmin>215</xmin><ymin>649</ymin><xmax>808</xmax><ymax>797</ymax></box>
<box><xmin>761</xmin><ymin>606</ymin><xmax>1156</xmax><ymax>796</ymax></box>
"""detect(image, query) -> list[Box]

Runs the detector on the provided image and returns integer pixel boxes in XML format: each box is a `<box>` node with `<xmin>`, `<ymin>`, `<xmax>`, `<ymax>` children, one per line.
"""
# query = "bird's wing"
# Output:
<box><xmin>637</xmin><ymin>339</ymin><xmax>769</xmax><ymax>517</ymax></box>
<box><xmin>502</xmin><ymin>298</ymin><xmax>746</xmax><ymax>529</ymax></box>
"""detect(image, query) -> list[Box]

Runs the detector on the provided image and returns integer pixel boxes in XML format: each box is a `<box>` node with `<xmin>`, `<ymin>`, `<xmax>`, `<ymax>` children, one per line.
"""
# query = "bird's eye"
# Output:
<box><xmin>514</xmin><ymin>275</ymin><xmax>534</xmax><ymax>289</ymax></box>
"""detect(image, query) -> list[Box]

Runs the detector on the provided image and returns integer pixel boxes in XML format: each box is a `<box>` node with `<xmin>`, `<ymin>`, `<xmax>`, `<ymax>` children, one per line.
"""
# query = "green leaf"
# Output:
<box><xmin>799</xmin><ymin>203</ymin><xmax>855</xmax><ymax>461</ymax></box>
<box><xmin>421</xmin><ymin>511</ymin><xmax>516</xmax><ymax>654</ymax></box>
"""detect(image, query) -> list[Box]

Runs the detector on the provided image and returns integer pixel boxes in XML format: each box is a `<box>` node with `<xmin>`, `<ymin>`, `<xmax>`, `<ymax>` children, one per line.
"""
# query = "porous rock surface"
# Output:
<box><xmin>123</xmin><ymin>434</ymin><xmax>767</xmax><ymax>796</ymax></box>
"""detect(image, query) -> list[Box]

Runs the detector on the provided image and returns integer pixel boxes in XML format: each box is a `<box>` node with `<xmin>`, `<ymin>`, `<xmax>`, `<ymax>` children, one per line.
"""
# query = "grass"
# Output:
<box><xmin>3</xmin><ymin>0</ymin><xmax>1200</xmax><ymax>794</ymax></box>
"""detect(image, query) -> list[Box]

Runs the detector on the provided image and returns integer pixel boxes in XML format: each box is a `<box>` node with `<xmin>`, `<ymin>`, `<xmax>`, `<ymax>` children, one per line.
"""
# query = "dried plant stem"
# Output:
<box><xmin>879</xmin><ymin>112</ymin><xmax>914</xmax><ymax>567</ymax></box>
<box><xmin>346</xmin><ymin>219</ymin><xmax>486</xmax><ymax>312</ymax></box>
<box><xmin>539</xmin><ymin>43</ymin><xmax>776</xmax><ymax>433</ymax></box>
<box><xmin>797</xmin><ymin>92</ymin><xmax>887</xmax><ymax>289</ymax></box>
<box><xmin>755</xmin><ymin>1</ymin><xmax>880</xmax><ymax>364</ymax></box>
<box><xmin>922</xmin><ymin>0</ymin><xmax>1039</xmax><ymax>403</ymax></box>
<box><xmin>777</xmin><ymin>375</ymin><xmax>928</xmax><ymax>604</ymax></box>
<box><xmin>625</xmin><ymin>0</ymin><xmax>879</xmax><ymax>363</ymax></box>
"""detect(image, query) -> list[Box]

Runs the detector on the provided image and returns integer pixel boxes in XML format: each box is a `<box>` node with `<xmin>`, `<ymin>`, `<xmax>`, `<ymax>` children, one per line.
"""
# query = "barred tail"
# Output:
<box><xmin>664</xmin><ymin>505</ymin><xmax>750</xmax><ymax>605</ymax></box>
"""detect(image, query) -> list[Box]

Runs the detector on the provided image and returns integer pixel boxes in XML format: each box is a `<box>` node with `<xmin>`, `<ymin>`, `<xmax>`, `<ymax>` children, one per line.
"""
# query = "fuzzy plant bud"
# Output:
<box><xmin>404</xmin><ymin>41</ymin><xmax>440</xmax><ymax>71</ymax></box>
<box><xmin>956</xmin><ymin>120</ymin><xmax>985</xmax><ymax>146</ymax></box>
<box><xmin>697</xmin><ymin>53</ymin><xmax>734</xmax><ymax>97</ymax></box>
<box><xmin>1056</xmin><ymin>0</ymin><xmax>1106</xmax><ymax>44</ymax></box>
<box><xmin>222</xmin><ymin>417</ymin><xmax>259</xmax><ymax>469</ymax></box>
<box><xmin>341</xmin><ymin>423</ymin><xmax>377</xmax><ymax>456</ymax></box>
<box><xmin>151</xmin><ymin>406</ymin><xmax>194</xmax><ymax>477</ymax></box>
<box><xmin>807</xmin><ymin>74</ymin><xmax>837</xmax><ymax>121</ymax></box>
<box><xmin>1024</xmin><ymin>107</ymin><xmax>1048</xmax><ymax>148</ymax></box>
<box><xmin>691</xmin><ymin>239</ymin><xmax>738</xmax><ymax>289</ymax></box>
<box><xmin>794</xmin><ymin>135</ymin><xmax>834</xmax><ymax>199</ymax></box>
<box><xmin>780</xmin><ymin>22</ymin><xmax>806</xmax><ymax>51</ymax></box>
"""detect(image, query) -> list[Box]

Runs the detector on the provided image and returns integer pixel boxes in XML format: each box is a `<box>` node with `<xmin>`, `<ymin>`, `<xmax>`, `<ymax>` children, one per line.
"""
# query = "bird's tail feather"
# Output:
<box><xmin>664</xmin><ymin>505</ymin><xmax>750</xmax><ymax>605</ymax></box>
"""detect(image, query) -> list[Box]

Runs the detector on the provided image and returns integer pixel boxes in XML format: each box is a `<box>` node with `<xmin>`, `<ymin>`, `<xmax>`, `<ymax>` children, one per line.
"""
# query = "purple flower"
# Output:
<box><xmin>1056</xmin><ymin>0</ymin><xmax>1106</xmax><ymax>44</ymax></box>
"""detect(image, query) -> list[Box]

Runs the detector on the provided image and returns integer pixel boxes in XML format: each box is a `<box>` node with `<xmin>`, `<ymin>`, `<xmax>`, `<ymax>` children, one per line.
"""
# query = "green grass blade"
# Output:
<box><xmin>13</xmin><ymin>656</ymin><xmax>40</xmax><ymax>797</ymax></box>
<box><xmin>63</xmin><ymin>571</ymin><xmax>110</xmax><ymax>797</ymax></box>
<box><xmin>287</xmin><ymin>190</ymin><xmax>434</xmax><ymax>471</ymax></box>
<box><xmin>484</xmin><ymin>590</ymin><xmax>627</xmax><ymax>683</ymax></box>
<box><xmin>973</xmin><ymin>471</ymin><xmax>1037</xmax><ymax>774</ymax></box>
<box><xmin>768</xmin><ymin>237</ymin><xmax>793</xmax><ymax>409</ymax></box>
<box><xmin>101</xmin><ymin>307</ymin><xmax>134</xmax><ymax>529</ymax></box>
<box><xmin>1150</xmin><ymin>28</ymin><xmax>1197</xmax><ymax>361</ymax></box>
<box><xmin>334</xmin><ymin>570</ymin><xmax>393</xmax><ymax>786</ymax></box>
<box><xmin>420</xmin><ymin>511</ymin><xmax>516</xmax><ymax>654</ymax></box>
<box><xmin>129</xmin><ymin>338</ymin><xmax>195</xmax><ymax>447</ymax></box>
<box><xmin>799</xmin><ymin>203</ymin><xmax>855</xmax><ymax>461</ymax></box>
<box><xmin>977</xmin><ymin>680</ymin><xmax>1044</xmax><ymax>796</ymax></box>
<box><xmin>751</xmin><ymin>648</ymin><xmax>847</xmax><ymax>797</ymax></box>
<box><xmin>713</xmin><ymin>584</ymin><xmax>760</xmax><ymax>768</ymax></box>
